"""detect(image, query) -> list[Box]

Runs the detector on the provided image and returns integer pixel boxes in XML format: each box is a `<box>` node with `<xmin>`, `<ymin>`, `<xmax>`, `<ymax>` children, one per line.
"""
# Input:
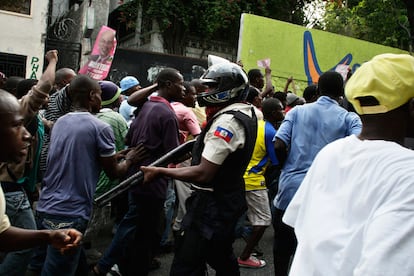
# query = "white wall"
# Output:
<box><xmin>0</xmin><ymin>2</ymin><xmax>49</xmax><ymax>78</ymax></box>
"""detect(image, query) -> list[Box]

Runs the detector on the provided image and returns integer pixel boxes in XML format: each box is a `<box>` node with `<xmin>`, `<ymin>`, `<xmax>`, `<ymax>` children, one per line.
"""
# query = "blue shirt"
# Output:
<box><xmin>119</xmin><ymin>97</ymin><xmax>136</xmax><ymax>124</ymax></box>
<box><xmin>37</xmin><ymin>112</ymin><xmax>115</xmax><ymax>220</ymax></box>
<box><xmin>274</xmin><ymin>96</ymin><xmax>362</xmax><ymax>210</ymax></box>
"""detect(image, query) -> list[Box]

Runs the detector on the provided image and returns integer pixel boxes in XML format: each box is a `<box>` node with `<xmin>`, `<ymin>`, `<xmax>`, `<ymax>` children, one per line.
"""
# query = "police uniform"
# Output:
<box><xmin>170</xmin><ymin>103</ymin><xmax>257</xmax><ymax>275</ymax></box>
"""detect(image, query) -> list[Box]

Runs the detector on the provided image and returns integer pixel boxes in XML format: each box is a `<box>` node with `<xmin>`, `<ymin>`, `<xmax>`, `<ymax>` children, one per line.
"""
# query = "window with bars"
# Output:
<box><xmin>0</xmin><ymin>52</ymin><xmax>27</xmax><ymax>77</ymax></box>
<box><xmin>0</xmin><ymin>0</ymin><xmax>31</xmax><ymax>15</ymax></box>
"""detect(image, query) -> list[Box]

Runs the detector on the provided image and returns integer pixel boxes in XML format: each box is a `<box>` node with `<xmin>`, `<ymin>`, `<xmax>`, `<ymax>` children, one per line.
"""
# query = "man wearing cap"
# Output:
<box><xmin>119</xmin><ymin>76</ymin><xmax>141</xmax><ymax>124</ymax></box>
<box><xmin>285</xmin><ymin>92</ymin><xmax>305</xmax><ymax>113</ymax></box>
<box><xmin>95</xmin><ymin>81</ymin><xmax>129</xmax><ymax>196</ymax></box>
<box><xmin>272</xmin><ymin>71</ymin><xmax>362</xmax><ymax>276</ymax></box>
<box><xmin>283</xmin><ymin>53</ymin><xmax>414</xmax><ymax>275</ymax></box>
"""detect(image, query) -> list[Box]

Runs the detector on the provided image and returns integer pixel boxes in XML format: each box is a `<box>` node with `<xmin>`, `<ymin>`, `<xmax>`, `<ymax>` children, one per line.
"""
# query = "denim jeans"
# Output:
<box><xmin>160</xmin><ymin>179</ymin><xmax>176</xmax><ymax>246</ymax></box>
<box><xmin>97</xmin><ymin>192</ymin><xmax>139</xmax><ymax>273</ymax></box>
<box><xmin>30</xmin><ymin>211</ymin><xmax>88</xmax><ymax>276</ymax></box>
<box><xmin>97</xmin><ymin>192</ymin><xmax>164</xmax><ymax>275</ymax></box>
<box><xmin>0</xmin><ymin>190</ymin><xmax>36</xmax><ymax>276</ymax></box>
<box><xmin>234</xmin><ymin>212</ymin><xmax>252</xmax><ymax>239</ymax></box>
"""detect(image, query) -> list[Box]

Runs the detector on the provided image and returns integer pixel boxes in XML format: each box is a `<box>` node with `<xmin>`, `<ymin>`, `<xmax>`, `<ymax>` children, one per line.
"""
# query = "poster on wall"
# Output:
<box><xmin>237</xmin><ymin>13</ymin><xmax>407</xmax><ymax>91</ymax></box>
<box><xmin>79</xmin><ymin>26</ymin><xmax>117</xmax><ymax>80</ymax></box>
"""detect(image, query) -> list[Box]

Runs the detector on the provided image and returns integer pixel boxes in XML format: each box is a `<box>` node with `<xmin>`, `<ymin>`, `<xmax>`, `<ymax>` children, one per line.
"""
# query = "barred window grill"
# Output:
<box><xmin>0</xmin><ymin>0</ymin><xmax>31</xmax><ymax>15</ymax></box>
<box><xmin>0</xmin><ymin>53</ymin><xmax>27</xmax><ymax>77</ymax></box>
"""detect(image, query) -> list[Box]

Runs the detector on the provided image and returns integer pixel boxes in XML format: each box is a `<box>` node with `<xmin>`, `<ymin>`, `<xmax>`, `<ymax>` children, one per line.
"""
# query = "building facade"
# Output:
<box><xmin>0</xmin><ymin>0</ymin><xmax>235</xmax><ymax>79</ymax></box>
<box><xmin>0</xmin><ymin>1</ymin><xmax>49</xmax><ymax>78</ymax></box>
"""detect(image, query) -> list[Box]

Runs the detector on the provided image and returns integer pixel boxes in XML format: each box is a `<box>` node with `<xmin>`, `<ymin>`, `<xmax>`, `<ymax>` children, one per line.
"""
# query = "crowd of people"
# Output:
<box><xmin>0</xmin><ymin>51</ymin><xmax>414</xmax><ymax>276</ymax></box>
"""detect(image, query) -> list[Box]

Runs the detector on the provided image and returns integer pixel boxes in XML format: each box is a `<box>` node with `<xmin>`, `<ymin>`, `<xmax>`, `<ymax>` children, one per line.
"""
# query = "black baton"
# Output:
<box><xmin>94</xmin><ymin>139</ymin><xmax>195</xmax><ymax>207</ymax></box>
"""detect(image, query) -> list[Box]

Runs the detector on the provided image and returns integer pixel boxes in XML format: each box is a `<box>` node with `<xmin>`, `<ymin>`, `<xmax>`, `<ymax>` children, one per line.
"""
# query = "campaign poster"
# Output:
<box><xmin>79</xmin><ymin>26</ymin><xmax>117</xmax><ymax>80</ymax></box>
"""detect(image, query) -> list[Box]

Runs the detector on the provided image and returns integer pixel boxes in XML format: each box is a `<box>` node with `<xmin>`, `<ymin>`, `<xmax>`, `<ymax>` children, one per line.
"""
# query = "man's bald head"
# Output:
<box><xmin>55</xmin><ymin>68</ymin><xmax>76</xmax><ymax>90</ymax></box>
<box><xmin>0</xmin><ymin>89</ymin><xmax>20</xmax><ymax>114</ymax></box>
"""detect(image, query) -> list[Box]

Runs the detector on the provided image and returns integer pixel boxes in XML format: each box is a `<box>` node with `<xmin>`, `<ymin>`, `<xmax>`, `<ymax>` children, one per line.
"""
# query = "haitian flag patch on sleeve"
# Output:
<box><xmin>214</xmin><ymin>126</ymin><xmax>233</xmax><ymax>142</ymax></box>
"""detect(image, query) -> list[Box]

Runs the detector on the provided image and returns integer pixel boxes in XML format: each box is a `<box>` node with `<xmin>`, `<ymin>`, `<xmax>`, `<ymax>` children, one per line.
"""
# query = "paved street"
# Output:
<box><xmin>149</xmin><ymin>227</ymin><xmax>275</xmax><ymax>276</ymax></box>
<box><xmin>90</xmin><ymin>220</ymin><xmax>275</xmax><ymax>275</ymax></box>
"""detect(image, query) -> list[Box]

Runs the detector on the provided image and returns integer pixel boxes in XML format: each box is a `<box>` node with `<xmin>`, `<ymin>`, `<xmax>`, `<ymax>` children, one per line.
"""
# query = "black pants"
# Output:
<box><xmin>272</xmin><ymin>208</ymin><xmax>297</xmax><ymax>276</ymax></box>
<box><xmin>119</xmin><ymin>195</ymin><xmax>165</xmax><ymax>276</ymax></box>
<box><xmin>170</xmin><ymin>227</ymin><xmax>239</xmax><ymax>276</ymax></box>
<box><xmin>170</xmin><ymin>191</ymin><xmax>241</xmax><ymax>276</ymax></box>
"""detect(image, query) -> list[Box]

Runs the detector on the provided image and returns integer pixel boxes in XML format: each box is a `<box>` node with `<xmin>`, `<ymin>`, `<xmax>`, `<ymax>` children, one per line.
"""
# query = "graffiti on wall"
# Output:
<box><xmin>108</xmin><ymin>49</ymin><xmax>208</xmax><ymax>86</ymax></box>
<box><xmin>238</xmin><ymin>14</ymin><xmax>407</xmax><ymax>89</ymax></box>
<box><xmin>30</xmin><ymin>56</ymin><xmax>40</xmax><ymax>79</ymax></box>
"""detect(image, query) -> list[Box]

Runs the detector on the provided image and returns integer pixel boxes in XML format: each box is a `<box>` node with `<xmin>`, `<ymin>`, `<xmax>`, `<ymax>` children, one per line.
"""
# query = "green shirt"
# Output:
<box><xmin>95</xmin><ymin>108</ymin><xmax>128</xmax><ymax>197</ymax></box>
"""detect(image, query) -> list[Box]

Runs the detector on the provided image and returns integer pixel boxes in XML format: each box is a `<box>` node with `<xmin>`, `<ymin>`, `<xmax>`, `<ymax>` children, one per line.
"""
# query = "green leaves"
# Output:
<box><xmin>323</xmin><ymin>0</ymin><xmax>411</xmax><ymax>51</ymax></box>
<box><xmin>115</xmin><ymin>0</ymin><xmax>312</xmax><ymax>55</ymax></box>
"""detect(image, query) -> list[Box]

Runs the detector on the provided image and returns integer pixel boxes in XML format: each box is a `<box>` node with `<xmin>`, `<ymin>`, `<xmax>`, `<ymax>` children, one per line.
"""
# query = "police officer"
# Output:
<box><xmin>141</xmin><ymin>62</ymin><xmax>258</xmax><ymax>275</ymax></box>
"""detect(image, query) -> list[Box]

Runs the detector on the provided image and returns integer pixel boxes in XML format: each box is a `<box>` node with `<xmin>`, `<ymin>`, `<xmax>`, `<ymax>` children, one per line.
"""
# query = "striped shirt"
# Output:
<box><xmin>39</xmin><ymin>86</ymin><xmax>73</xmax><ymax>174</ymax></box>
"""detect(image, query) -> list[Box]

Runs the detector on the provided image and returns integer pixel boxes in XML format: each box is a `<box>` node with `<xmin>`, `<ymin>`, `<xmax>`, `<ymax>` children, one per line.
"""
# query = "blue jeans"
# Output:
<box><xmin>31</xmin><ymin>212</ymin><xmax>88</xmax><ymax>276</ymax></box>
<box><xmin>0</xmin><ymin>190</ymin><xmax>36</xmax><ymax>276</ymax></box>
<box><xmin>234</xmin><ymin>212</ymin><xmax>252</xmax><ymax>239</ymax></box>
<box><xmin>97</xmin><ymin>193</ymin><xmax>138</xmax><ymax>273</ymax></box>
<box><xmin>97</xmin><ymin>192</ymin><xmax>164</xmax><ymax>275</ymax></box>
<box><xmin>160</xmin><ymin>179</ymin><xmax>176</xmax><ymax>246</ymax></box>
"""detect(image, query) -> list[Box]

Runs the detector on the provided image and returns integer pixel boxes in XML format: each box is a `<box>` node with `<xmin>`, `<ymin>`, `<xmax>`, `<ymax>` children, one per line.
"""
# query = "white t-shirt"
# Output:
<box><xmin>284</xmin><ymin>135</ymin><xmax>414</xmax><ymax>276</ymax></box>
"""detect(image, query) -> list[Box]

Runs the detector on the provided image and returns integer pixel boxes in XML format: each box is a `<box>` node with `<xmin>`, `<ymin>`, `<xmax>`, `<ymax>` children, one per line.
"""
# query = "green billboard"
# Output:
<box><xmin>238</xmin><ymin>13</ymin><xmax>407</xmax><ymax>93</ymax></box>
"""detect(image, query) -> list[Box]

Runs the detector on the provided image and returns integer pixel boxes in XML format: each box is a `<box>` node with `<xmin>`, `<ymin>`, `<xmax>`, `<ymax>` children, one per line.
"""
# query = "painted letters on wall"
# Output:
<box><xmin>237</xmin><ymin>14</ymin><xmax>407</xmax><ymax>92</ymax></box>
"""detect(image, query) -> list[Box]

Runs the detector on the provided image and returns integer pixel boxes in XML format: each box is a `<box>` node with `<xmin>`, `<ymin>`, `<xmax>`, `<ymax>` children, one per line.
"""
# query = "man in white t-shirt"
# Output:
<box><xmin>283</xmin><ymin>53</ymin><xmax>414</xmax><ymax>276</ymax></box>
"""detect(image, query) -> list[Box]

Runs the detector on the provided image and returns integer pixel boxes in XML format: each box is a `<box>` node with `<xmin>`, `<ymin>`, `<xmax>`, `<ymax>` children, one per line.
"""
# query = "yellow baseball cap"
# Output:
<box><xmin>345</xmin><ymin>53</ymin><xmax>414</xmax><ymax>115</ymax></box>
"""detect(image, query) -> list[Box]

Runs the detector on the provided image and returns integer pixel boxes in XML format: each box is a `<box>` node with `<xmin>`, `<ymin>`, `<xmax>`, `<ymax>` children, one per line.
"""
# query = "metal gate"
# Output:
<box><xmin>45</xmin><ymin>39</ymin><xmax>82</xmax><ymax>72</ymax></box>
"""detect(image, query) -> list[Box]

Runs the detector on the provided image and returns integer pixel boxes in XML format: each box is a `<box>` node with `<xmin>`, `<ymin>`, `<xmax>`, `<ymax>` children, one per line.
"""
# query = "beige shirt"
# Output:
<box><xmin>0</xmin><ymin>187</ymin><xmax>11</xmax><ymax>234</ymax></box>
<box><xmin>202</xmin><ymin>103</ymin><xmax>253</xmax><ymax>165</ymax></box>
<box><xmin>192</xmin><ymin>102</ymin><xmax>206</xmax><ymax>126</ymax></box>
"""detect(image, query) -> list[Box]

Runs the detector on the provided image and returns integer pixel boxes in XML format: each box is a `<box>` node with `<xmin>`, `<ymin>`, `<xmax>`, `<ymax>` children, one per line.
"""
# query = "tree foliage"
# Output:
<box><xmin>323</xmin><ymin>0</ymin><xmax>413</xmax><ymax>51</ymax></box>
<box><xmin>115</xmin><ymin>0</ymin><xmax>312</xmax><ymax>55</ymax></box>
